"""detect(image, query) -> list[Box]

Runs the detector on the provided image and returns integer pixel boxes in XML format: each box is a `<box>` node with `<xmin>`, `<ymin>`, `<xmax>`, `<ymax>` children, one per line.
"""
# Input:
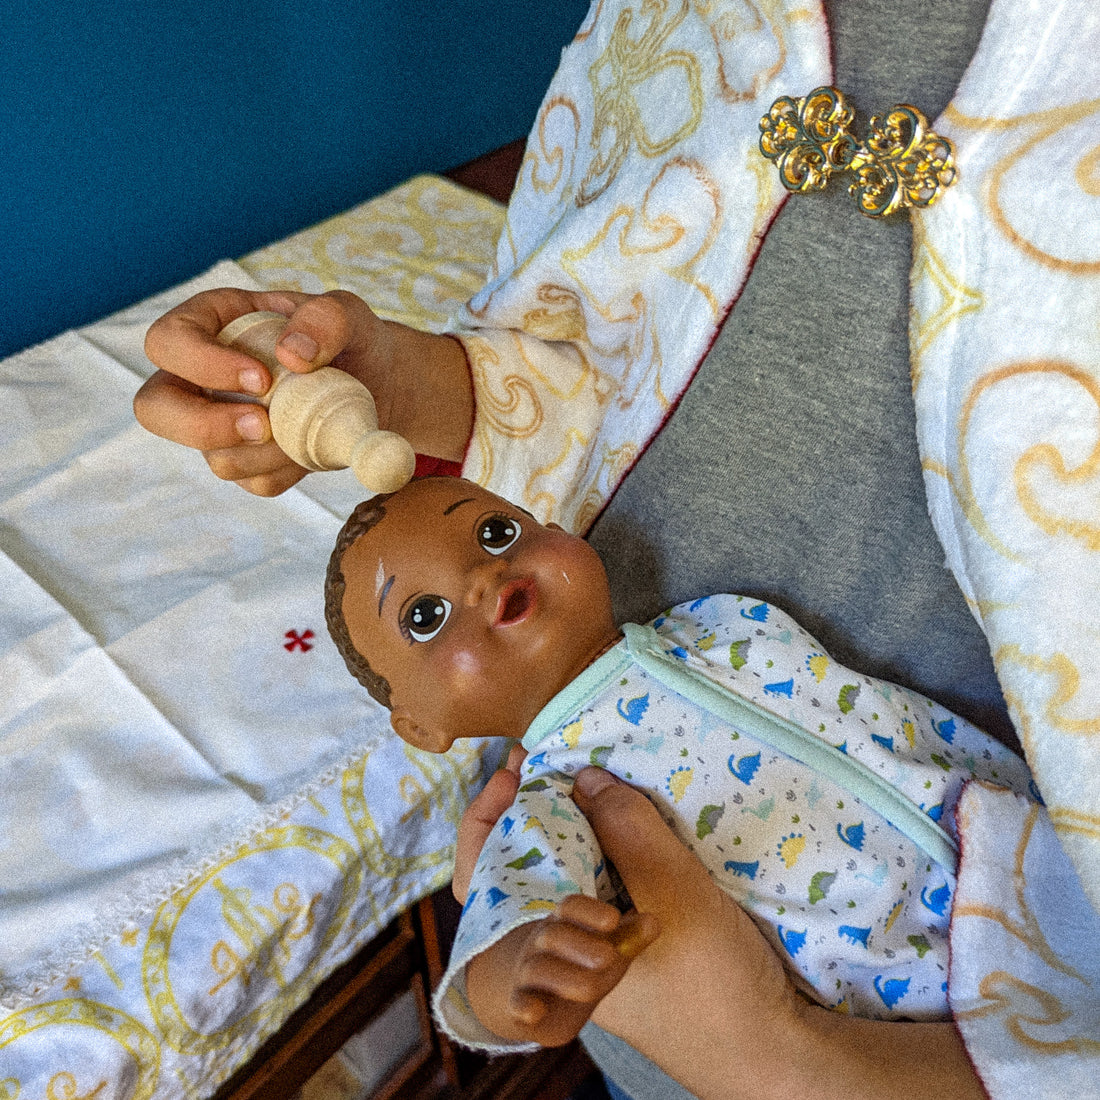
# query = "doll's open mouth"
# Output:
<box><xmin>495</xmin><ymin>580</ymin><xmax>535</xmax><ymax>626</ymax></box>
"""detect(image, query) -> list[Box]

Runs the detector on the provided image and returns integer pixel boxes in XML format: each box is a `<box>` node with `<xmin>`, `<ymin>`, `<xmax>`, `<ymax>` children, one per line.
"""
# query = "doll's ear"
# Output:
<box><xmin>389</xmin><ymin>707</ymin><xmax>451</xmax><ymax>754</ymax></box>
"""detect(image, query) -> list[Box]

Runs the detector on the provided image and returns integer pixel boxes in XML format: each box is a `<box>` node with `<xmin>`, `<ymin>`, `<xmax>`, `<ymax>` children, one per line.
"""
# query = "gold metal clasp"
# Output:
<box><xmin>758</xmin><ymin>87</ymin><xmax>859</xmax><ymax>191</ymax></box>
<box><xmin>759</xmin><ymin>87</ymin><xmax>957</xmax><ymax>218</ymax></box>
<box><xmin>848</xmin><ymin>105</ymin><xmax>957</xmax><ymax>217</ymax></box>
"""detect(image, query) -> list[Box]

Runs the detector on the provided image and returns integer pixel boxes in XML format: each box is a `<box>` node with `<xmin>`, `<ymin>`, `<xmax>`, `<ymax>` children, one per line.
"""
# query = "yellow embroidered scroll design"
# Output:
<box><xmin>708</xmin><ymin>0</ymin><xmax>788</xmax><ymax>105</ymax></box>
<box><xmin>951</xmin><ymin>361</ymin><xmax>1100</xmax><ymax>561</ymax></box>
<box><xmin>206</xmin><ymin>880</ymin><xmax>321</xmax><ymax>996</ymax></box>
<box><xmin>956</xmin><ymin>973</ymin><xmax>1100</xmax><ymax>1054</ymax></box>
<box><xmin>46</xmin><ymin>1073</ymin><xmax>105</xmax><ymax>1100</ymax></box>
<box><xmin>952</xmin><ymin>799</ymin><xmax>1088</xmax><ymax>982</ymax></box>
<box><xmin>580</xmin><ymin>0</ymin><xmax>703</xmax><ymax>205</ymax></box>
<box><xmin>342</xmin><ymin>741</ymin><xmax>480</xmax><ymax>879</ymax></box>
<box><xmin>143</xmin><ymin>825</ymin><xmax>360</xmax><ymax>1055</ymax></box>
<box><xmin>0</xmin><ymin>1000</ymin><xmax>160</xmax><ymax>1100</ymax></box>
<box><xmin>996</xmin><ymin>644</ymin><xmax>1100</xmax><ymax>738</ymax></box>
<box><xmin>464</xmin><ymin>337</ymin><xmax>544</xmax><ymax>440</ymax></box>
<box><xmin>943</xmin><ymin>97</ymin><xmax>1100</xmax><ymax>275</ymax></box>
<box><xmin>909</xmin><ymin>220</ymin><xmax>986</xmax><ymax>368</ymax></box>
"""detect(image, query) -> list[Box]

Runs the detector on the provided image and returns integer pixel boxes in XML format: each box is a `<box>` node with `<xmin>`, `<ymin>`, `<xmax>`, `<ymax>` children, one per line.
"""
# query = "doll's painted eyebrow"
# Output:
<box><xmin>377</xmin><ymin>574</ymin><xmax>395</xmax><ymax>618</ymax></box>
<box><xmin>442</xmin><ymin>497</ymin><xmax>477</xmax><ymax>515</ymax></box>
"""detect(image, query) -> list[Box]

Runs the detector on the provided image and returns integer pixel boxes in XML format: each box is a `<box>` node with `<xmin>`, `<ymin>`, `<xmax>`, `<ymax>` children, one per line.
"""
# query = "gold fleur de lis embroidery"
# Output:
<box><xmin>759</xmin><ymin>87</ymin><xmax>957</xmax><ymax>218</ymax></box>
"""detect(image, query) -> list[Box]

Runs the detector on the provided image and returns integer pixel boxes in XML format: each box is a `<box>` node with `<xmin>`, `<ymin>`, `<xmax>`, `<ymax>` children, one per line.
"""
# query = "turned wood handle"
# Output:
<box><xmin>216</xmin><ymin>312</ymin><xmax>415</xmax><ymax>494</ymax></box>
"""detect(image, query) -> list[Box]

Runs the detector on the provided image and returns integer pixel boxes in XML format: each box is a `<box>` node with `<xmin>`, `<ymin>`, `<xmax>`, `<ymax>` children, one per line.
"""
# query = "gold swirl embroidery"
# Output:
<box><xmin>526</xmin><ymin>427</ymin><xmax>597</xmax><ymax>523</ymax></box>
<box><xmin>573</xmin><ymin>0</ymin><xmax>605</xmax><ymax>43</ymax></box>
<box><xmin>464</xmin><ymin>338</ymin><xmax>544</xmax><ymax>439</ymax></box>
<box><xmin>909</xmin><ymin>219</ymin><xmax>985</xmax><ymax>368</ymax></box>
<box><xmin>47</xmin><ymin>1072</ymin><xmax>105</xmax><ymax>1100</ymax></box>
<box><xmin>956</xmin><ymin>973</ymin><xmax>1100</xmax><ymax>1054</ymax></box>
<box><xmin>144</xmin><ymin>825</ymin><xmax>360</xmax><ymax>1056</ymax></box>
<box><xmin>523</xmin><ymin>286</ymin><xmax>594</xmax><ymax>341</ymax></box>
<box><xmin>207</xmin><ymin>879</ymin><xmax>323</xmax><ymax>995</ymax></box>
<box><xmin>568</xmin><ymin>157</ymin><xmax>722</xmax><ymax>311</ymax></box>
<box><xmin>1078</xmin><ymin>142</ymin><xmax>1100</xmax><ymax>196</ymax></box>
<box><xmin>952</xmin><ymin>798</ymin><xmax>1088</xmax><ymax>982</ymax></box>
<box><xmin>1011</xmin><ymin>363</ymin><xmax>1100</xmax><ymax>550</ymax></box>
<box><xmin>342</xmin><ymin>741</ymin><xmax>480</xmax><ymax>879</ymax></box>
<box><xmin>0</xmin><ymin>1001</ymin><xmax>160</xmax><ymax>1100</ymax></box>
<box><xmin>522</xmin><ymin>284</ymin><xmax>590</xmax><ymax>342</ymax></box>
<box><xmin>952</xmin><ymin>360</ymin><xmax>1100</xmax><ymax>561</ymax></box>
<box><xmin>1048</xmin><ymin>806</ymin><xmax>1100</xmax><ymax>840</ymax></box>
<box><xmin>996</xmin><ymin>644</ymin><xmax>1100</xmax><ymax>737</ymax></box>
<box><xmin>398</xmin><ymin>774</ymin><xmax>432</xmax><ymax>822</ymax></box>
<box><xmin>945</xmin><ymin>97</ymin><xmax>1100</xmax><ymax>274</ymax></box>
<box><xmin>708</xmin><ymin>0</ymin><xmax>788</xmax><ymax>105</ymax></box>
<box><xmin>572</xmin><ymin>442</ymin><xmax>641</xmax><ymax>533</ymax></box>
<box><xmin>469</xmin><ymin>419</ymin><xmax>496</xmax><ymax>488</ymax></box>
<box><xmin>652</xmin><ymin>157</ymin><xmax>723</xmax><ymax>320</ymax></box>
<box><xmin>579</xmin><ymin>0</ymin><xmax>703</xmax><ymax>205</ymax></box>
<box><xmin>526</xmin><ymin>96</ymin><xmax>582</xmax><ymax>197</ymax></box>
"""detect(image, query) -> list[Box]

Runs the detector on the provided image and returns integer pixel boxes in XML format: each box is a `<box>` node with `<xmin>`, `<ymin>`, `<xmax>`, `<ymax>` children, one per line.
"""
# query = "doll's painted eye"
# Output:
<box><xmin>478</xmin><ymin>514</ymin><xmax>522</xmax><ymax>555</ymax></box>
<box><xmin>403</xmin><ymin>595</ymin><xmax>452</xmax><ymax>642</ymax></box>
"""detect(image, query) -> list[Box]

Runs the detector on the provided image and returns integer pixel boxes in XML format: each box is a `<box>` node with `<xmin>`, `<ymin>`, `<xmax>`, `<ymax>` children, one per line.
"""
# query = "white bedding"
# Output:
<box><xmin>0</xmin><ymin>179</ymin><xmax>506</xmax><ymax>1097</ymax></box>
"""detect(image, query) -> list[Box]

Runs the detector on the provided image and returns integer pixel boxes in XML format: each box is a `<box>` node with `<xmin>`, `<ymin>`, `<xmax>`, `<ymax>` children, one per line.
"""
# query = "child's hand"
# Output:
<box><xmin>136</xmin><ymin>288</ymin><xmax>472</xmax><ymax>495</ymax></box>
<box><xmin>466</xmin><ymin>893</ymin><xmax>659</xmax><ymax>1048</ymax></box>
<box><xmin>453</xmin><ymin>744</ymin><xmax>527</xmax><ymax>904</ymax></box>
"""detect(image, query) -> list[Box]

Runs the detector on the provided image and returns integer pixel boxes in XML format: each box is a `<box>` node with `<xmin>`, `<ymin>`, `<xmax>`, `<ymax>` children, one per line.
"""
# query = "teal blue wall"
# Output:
<box><xmin>2</xmin><ymin>1</ymin><xmax>589</xmax><ymax>357</ymax></box>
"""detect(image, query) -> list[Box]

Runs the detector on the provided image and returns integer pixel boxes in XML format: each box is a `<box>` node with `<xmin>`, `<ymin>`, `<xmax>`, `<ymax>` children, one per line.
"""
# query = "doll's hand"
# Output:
<box><xmin>465</xmin><ymin>893</ymin><xmax>659</xmax><ymax>1048</ymax></box>
<box><xmin>136</xmin><ymin>288</ymin><xmax>472</xmax><ymax>495</ymax></box>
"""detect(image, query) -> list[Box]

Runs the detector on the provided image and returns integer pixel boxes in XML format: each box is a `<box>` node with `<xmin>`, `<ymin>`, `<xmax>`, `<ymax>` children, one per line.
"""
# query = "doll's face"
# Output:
<box><xmin>340</xmin><ymin>478</ymin><xmax>619</xmax><ymax>753</ymax></box>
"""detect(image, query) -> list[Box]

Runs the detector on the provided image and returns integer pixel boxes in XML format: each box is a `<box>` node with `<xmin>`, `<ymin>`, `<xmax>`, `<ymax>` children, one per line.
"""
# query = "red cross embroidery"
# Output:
<box><xmin>284</xmin><ymin>629</ymin><xmax>315</xmax><ymax>652</ymax></box>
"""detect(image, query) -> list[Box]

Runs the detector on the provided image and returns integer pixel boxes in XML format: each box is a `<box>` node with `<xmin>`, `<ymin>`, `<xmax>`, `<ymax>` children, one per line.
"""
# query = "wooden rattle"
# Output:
<box><xmin>216</xmin><ymin>311</ymin><xmax>416</xmax><ymax>494</ymax></box>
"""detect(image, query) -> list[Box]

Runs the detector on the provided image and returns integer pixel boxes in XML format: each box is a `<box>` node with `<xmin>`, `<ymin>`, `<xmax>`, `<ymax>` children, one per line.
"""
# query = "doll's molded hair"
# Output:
<box><xmin>324</xmin><ymin>493</ymin><xmax>397</xmax><ymax>709</ymax></box>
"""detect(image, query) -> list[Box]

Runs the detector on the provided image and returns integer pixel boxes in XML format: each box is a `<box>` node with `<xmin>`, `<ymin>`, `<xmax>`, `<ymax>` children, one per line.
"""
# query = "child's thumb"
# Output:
<box><xmin>572</xmin><ymin>767</ymin><xmax>714</xmax><ymax>916</ymax></box>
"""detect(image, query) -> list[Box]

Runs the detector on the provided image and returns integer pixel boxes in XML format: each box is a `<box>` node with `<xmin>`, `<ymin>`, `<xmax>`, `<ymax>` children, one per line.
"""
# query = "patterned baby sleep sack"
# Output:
<box><xmin>434</xmin><ymin>594</ymin><xmax>1033</xmax><ymax>1052</ymax></box>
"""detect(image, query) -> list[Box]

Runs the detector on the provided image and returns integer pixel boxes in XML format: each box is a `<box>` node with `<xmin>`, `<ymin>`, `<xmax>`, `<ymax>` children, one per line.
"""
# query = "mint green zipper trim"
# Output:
<box><xmin>522</xmin><ymin>638</ymin><xmax>631</xmax><ymax>751</ymax></box>
<box><xmin>623</xmin><ymin>622</ymin><xmax>958</xmax><ymax>875</ymax></box>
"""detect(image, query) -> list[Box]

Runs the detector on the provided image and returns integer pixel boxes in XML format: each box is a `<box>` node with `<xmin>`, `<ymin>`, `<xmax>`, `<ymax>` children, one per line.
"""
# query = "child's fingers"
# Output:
<box><xmin>554</xmin><ymin>893</ymin><xmax>623</xmax><ymax>933</ymax></box>
<box><xmin>609</xmin><ymin>909</ymin><xmax>661</xmax><ymax>961</ymax></box>
<box><xmin>504</xmin><ymin>742</ymin><xmax>528</xmax><ymax>775</ymax></box>
<box><xmin>552</xmin><ymin>895</ymin><xmax>661</xmax><ymax>961</ymax></box>
<box><xmin>528</xmin><ymin>916</ymin><xmax>621</xmax><ymax>971</ymax></box>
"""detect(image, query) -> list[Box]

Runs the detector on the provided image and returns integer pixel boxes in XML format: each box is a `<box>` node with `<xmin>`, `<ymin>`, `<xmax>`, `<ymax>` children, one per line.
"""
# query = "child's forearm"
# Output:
<box><xmin>350</xmin><ymin>319</ymin><xmax>473</xmax><ymax>463</ymax></box>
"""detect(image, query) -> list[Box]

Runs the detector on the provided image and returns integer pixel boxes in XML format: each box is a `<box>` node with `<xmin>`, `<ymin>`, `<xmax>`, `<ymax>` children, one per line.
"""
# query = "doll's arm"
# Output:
<box><xmin>465</xmin><ymin>893</ymin><xmax>657</xmax><ymax>1047</ymax></box>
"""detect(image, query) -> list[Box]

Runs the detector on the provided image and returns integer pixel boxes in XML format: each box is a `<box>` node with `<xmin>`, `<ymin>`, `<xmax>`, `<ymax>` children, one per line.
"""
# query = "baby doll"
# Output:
<box><xmin>324</xmin><ymin>476</ymin><xmax>1033</xmax><ymax>1053</ymax></box>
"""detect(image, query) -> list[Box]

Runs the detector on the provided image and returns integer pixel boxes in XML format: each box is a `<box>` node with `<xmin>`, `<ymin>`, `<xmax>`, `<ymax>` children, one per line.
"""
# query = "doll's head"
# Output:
<box><xmin>325</xmin><ymin>477</ymin><xmax>618</xmax><ymax>753</ymax></box>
